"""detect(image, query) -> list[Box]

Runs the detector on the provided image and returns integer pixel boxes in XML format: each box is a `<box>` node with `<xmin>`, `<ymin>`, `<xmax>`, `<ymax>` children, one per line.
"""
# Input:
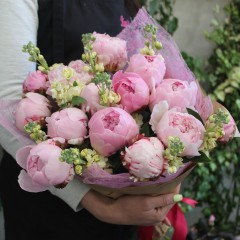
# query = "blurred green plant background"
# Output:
<box><xmin>141</xmin><ymin>0</ymin><xmax>240</xmax><ymax>236</ymax></box>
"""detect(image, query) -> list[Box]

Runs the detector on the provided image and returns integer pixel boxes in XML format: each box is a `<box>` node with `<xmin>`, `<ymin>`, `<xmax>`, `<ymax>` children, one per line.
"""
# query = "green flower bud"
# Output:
<box><xmin>28</xmin><ymin>56</ymin><xmax>34</xmax><ymax>62</ymax></box>
<box><xmin>38</xmin><ymin>66</ymin><xmax>45</xmax><ymax>72</ymax></box>
<box><xmin>91</xmin><ymin>52</ymin><xmax>97</xmax><ymax>58</ymax></box>
<box><xmin>82</xmin><ymin>54</ymin><xmax>86</xmax><ymax>61</ymax></box>
<box><xmin>38</xmin><ymin>54</ymin><xmax>44</xmax><ymax>60</ymax></box>
<box><xmin>83</xmin><ymin>65</ymin><xmax>91</xmax><ymax>72</ymax></box>
<box><xmin>95</xmin><ymin>63</ymin><xmax>104</xmax><ymax>72</ymax></box>
<box><xmin>155</xmin><ymin>41</ymin><xmax>162</xmax><ymax>50</ymax></box>
<box><xmin>75</xmin><ymin>165</ymin><xmax>83</xmax><ymax>175</ymax></box>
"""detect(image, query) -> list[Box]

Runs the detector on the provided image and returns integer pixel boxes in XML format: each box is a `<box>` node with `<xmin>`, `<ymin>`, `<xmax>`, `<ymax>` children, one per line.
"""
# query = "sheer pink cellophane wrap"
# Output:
<box><xmin>118</xmin><ymin>8</ymin><xmax>196</xmax><ymax>82</ymax></box>
<box><xmin>0</xmin><ymin>8</ymin><xmax>210</xmax><ymax>195</ymax></box>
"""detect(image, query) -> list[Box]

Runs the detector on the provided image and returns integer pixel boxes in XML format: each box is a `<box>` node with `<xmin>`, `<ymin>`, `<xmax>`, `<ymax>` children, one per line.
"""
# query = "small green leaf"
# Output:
<box><xmin>60</xmin><ymin>103</ymin><xmax>67</xmax><ymax>108</ymax></box>
<box><xmin>235</xmin><ymin>99</ymin><xmax>240</xmax><ymax>110</ymax></box>
<box><xmin>190</xmin><ymin>151</ymin><xmax>211</xmax><ymax>163</ymax></box>
<box><xmin>72</xmin><ymin>96</ymin><xmax>86</xmax><ymax>106</ymax></box>
<box><xmin>210</xmin><ymin>162</ymin><xmax>217</xmax><ymax>172</ymax></box>
<box><xmin>140</xmin><ymin>123</ymin><xmax>150</xmax><ymax>137</ymax></box>
<box><xmin>73</xmin><ymin>81</ymin><xmax>78</xmax><ymax>87</ymax></box>
<box><xmin>186</xmin><ymin>108</ymin><xmax>204</xmax><ymax>125</ymax></box>
<box><xmin>214</xmin><ymin>90</ymin><xmax>225</xmax><ymax>102</ymax></box>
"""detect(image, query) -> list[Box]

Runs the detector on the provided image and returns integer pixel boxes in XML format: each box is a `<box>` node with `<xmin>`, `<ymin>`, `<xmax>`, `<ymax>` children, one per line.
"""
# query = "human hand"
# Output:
<box><xmin>81</xmin><ymin>185</ymin><xmax>182</xmax><ymax>226</ymax></box>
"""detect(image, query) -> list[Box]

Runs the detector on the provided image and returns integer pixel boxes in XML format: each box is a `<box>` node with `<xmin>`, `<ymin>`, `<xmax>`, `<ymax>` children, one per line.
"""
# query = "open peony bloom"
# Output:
<box><xmin>126</xmin><ymin>53</ymin><xmax>166</xmax><ymax>92</ymax></box>
<box><xmin>92</xmin><ymin>32</ymin><xmax>128</xmax><ymax>72</ymax></box>
<box><xmin>149</xmin><ymin>79</ymin><xmax>198</xmax><ymax>111</ymax></box>
<box><xmin>122</xmin><ymin>137</ymin><xmax>167</xmax><ymax>180</ymax></box>
<box><xmin>46</xmin><ymin>108</ymin><xmax>88</xmax><ymax>145</ymax></box>
<box><xmin>16</xmin><ymin>141</ymin><xmax>74</xmax><ymax>192</ymax></box>
<box><xmin>80</xmin><ymin>83</ymin><xmax>105</xmax><ymax>115</ymax></box>
<box><xmin>15</xmin><ymin>92</ymin><xmax>51</xmax><ymax>132</ymax></box>
<box><xmin>23</xmin><ymin>70</ymin><xmax>48</xmax><ymax>93</ymax></box>
<box><xmin>88</xmin><ymin>107</ymin><xmax>139</xmax><ymax>156</ymax></box>
<box><xmin>68</xmin><ymin>60</ymin><xmax>93</xmax><ymax>84</ymax></box>
<box><xmin>219</xmin><ymin>114</ymin><xmax>236</xmax><ymax>142</ymax></box>
<box><xmin>112</xmin><ymin>70</ymin><xmax>150</xmax><ymax>113</ymax></box>
<box><xmin>156</xmin><ymin>110</ymin><xmax>205</xmax><ymax>156</ymax></box>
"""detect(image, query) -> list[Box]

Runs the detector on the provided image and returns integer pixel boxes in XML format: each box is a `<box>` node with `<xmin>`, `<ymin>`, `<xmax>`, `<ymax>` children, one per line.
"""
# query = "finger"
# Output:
<box><xmin>154</xmin><ymin>203</ymin><xmax>174</xmax><ymax>222</ymax></box>
<box><xmin>161</xmin><ymin>203</ymin><xmax>174</xmax><ymax>216</ymax></box>
<box><xmin>174</xmin><ymin>184</ymin><xmax>181</xmax><ymax>194</ymax></box>
<box><xmin>150</xmin><ymin>193</ymin><xmax>183</xmax><ymax>208</ymax></box>
<box><xmin>163</xmin><ymin>217</ymin><xmax>171</xmax><ymax>227</ymax></box>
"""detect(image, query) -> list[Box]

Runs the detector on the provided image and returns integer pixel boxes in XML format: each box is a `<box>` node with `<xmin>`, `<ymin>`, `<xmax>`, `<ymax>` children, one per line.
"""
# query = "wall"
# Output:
<box><xmin>173</xmin><ymin>0</ymin><xmax>230</xmax><ymax>60</ymax></box>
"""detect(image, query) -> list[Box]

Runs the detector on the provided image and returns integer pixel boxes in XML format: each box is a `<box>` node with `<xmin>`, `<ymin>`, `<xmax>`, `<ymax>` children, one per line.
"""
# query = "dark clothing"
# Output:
<box><xmin>0</xmin><ymin>152</ymin><xmax>130</xmax><ymax>240</ymax></box>
<box><xmin>0</xmin><ymin>1</ymin><xmax>136</xmax><ymax>239</ymax></box>
<box><xmin>37</xmin><ymin>0</ymin><xmax>131</xmax><ymax>65</ymax></box>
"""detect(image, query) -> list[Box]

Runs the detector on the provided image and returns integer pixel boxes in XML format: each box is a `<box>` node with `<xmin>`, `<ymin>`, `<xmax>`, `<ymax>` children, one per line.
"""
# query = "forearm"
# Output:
<box><xmin>0</xmin><ymin>0</ymin><xmax>90</xmax><ymax>211</ymax></box>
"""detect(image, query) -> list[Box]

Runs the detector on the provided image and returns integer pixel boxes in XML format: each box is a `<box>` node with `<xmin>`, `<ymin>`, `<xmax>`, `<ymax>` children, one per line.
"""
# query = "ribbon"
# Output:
<box><xmin>138</xmin><ymin>198</ymin><xmax>198</xmax><ymax>240</ymax></box>
<box><xmin>167</xmin><ymin>198</ymin><xmax>198</xmax><ymax>240</ymax></box>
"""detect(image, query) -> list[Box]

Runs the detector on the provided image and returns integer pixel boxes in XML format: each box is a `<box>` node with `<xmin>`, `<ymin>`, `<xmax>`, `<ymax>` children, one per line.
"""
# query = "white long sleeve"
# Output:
<box><xmin>0</xmin><ymin>0</ymin><xmax>90</xmax><ymax>211</ymax></box>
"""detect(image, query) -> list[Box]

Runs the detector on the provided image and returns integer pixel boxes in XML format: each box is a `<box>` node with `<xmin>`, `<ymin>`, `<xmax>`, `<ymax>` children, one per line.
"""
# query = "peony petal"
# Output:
<box><xmin>25</xmin><ymin>92</ymin><xmax>49</xmax><ymax>106</ymax></box>
<box><xmin>150</xmin><ymin>101</ymin><xmax>169</xmax><ymax>132</ymax></box>
<box><xmin>45</xmin><ymin>160</ymin><xmax>72</xmax><ymax>185</ymax></box>
<box><xmin>32</xmin><ymin>171</ymin><xmax>50</xmax><ymax>186</ymax></box>
<box><xmin>16</xmin><ymin>146</ymin><xmax>33</xmax><ymax>169</ymax></box>
<box><xmin>18</xmin><ymin>170</ymin><xmax>48</xmax><ymax>192</ymax></box>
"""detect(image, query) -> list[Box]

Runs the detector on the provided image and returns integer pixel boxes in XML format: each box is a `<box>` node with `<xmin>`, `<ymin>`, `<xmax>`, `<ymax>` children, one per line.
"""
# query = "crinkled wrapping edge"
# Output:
<box><xmin>79</xmin><ymin>162</ymin><xmax>196</xmax><ymax>198</ymax></box>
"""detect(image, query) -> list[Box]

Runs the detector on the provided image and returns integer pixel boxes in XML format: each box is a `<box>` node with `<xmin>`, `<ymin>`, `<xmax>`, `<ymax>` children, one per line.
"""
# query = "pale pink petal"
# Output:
<box><xmin>18</xmin><ymin>170</ymin><xmax>48</xmax><ymax>192</ymax></box>
<box><xmin>16</xmin><ymin>146</ymin><xmax>33</xmax><ymax>169</ymax></box>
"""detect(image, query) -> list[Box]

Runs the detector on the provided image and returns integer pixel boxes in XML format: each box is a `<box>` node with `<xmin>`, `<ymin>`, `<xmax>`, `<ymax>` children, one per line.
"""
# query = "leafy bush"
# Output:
<box><xmin>140</xmin><ymin>0</ymin><xmax>178</xmax><ymax>35</ymax></box>
<box><xmin>183</xmin><ymin>0</ymin><xmax>240</xmax><ymax>235</ymax></box>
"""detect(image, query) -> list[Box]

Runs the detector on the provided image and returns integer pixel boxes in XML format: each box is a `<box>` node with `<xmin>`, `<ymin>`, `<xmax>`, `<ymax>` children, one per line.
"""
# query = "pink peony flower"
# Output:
<box><xmin>46</xmin><ymin>108</ymin><xmax>88</xmax><ymax>145</ymax></box>
<box><xmin>88</xmin><ymin>107</ymin><xmax>139</xmax><ymax>156</ymax></box>
<box><xmin>23</xmin><ymin>70</ymin><xmax>48</xmax><ymax>93</ymax></box>
<box><xmin>219</xmin><ymin>114</ymin><xmax>236</xmax><ymax>142</ymax></box>
<box><xmin>156</xmin><ymin>110</ymin><xmax>205</xmax><ymax>156</ymax></box>
<box><xmin>112</xmin><ymin>71</ymin><xmax>150</xmax><ymax>113</ymax></box>
<box><xmin>122</xmin><ymin>137</ymin><xmax>167</xmax><ymax>180</ymax></box>
<box><xmin>92</xmin><ymin>32</ymin><xmax>128</xmax><ymax>72</ymax></box>
<box><xmin>80</xmin><ymin>83</ymin><xmax>105</xmax><ymax>115</ymax></box>
<box><xmin>149</xmin><ymin>79</ymin><xmax>198</xmax><ymax>111</ymax></box>
<box><xmin>15</xmin><ymin>92</ymin><xmax>51</xmax><ymax>132</ymax></box>
<box><xmin>68</xmin><ymin>60</ymin><xmax>93</xmax><ymax>84</ymax></box>
<box><xmin>16</xmin><ymin>142</ymin><xmax>73</xmax><ymax>192</ymax></box>
<box><xmin>126</xmin><ymin>54</ymin><xmax>166</xmax><ymax>92</ymax></box>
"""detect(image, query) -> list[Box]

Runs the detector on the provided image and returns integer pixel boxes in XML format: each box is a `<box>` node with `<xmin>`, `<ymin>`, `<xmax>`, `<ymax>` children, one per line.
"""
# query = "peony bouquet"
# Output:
<box><xmin>0</xmin><ymin>9</ymin><xmax>238</xmax><ymax>200</ymax></box>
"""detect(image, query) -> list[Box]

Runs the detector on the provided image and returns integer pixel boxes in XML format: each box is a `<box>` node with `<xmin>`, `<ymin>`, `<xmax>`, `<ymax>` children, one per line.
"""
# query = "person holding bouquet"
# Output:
<box><xmin>0</xmin><ymin>1</ymin><xmax>182</xmax><ymax>240</ymax></box>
